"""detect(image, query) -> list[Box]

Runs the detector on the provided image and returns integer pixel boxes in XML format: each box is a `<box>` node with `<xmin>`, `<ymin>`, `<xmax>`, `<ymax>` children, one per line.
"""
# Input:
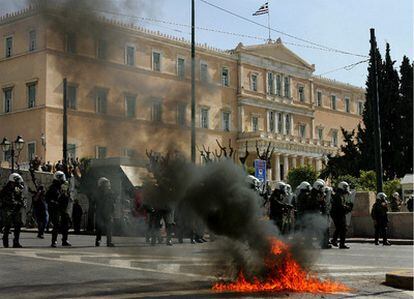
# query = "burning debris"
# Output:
<box><xmin>213</xmin><ymin>238</ymin><xmax>349</xmax><ymax>294</ymax></box>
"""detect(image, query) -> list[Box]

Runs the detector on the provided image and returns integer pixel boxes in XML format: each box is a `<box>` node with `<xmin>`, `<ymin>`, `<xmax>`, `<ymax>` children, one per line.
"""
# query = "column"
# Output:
<box><xmin>289</xmin><ymin>114</ymin><xmax>294</xmax><ymax>136</ymax></box>
<box><xmin>266</xmin><ymin>110</ymin><xmax>270</xmax><ymax>132</ymax></box>
<box><xmin>274</xmin><ymin>154</ymin><xmax>281</xmax><ymax>181</ymax></box>
<box><xmin>281</xmin><ymin>113</ymin><xmax>286</xmax><ymax>135</ymax></box>
<box><xmin>300</xmin><ymin>156</ymin><xmax>305</xmax><ymax>166</ymax></box>
<box><xmin>283</xmin><ymin>154</ymin><xmax>289</xmax><ymax>180</ymax></box>
<box><xmin>291</xmin><ymin>155</ymin><xmax>297</xmax><ymax>169</ymax></box>
<box><xmin>315</xmin><ymin>157</ymin><xmax>322</xmax><ymax>172</ymax></box>
<box><xmin>310</xmin><ymin>79</ymin><xmax>314</xmax><ymax>106</ymax></box>
<box><xmin>275</xmin><ymin>112</ymin><xmax>279</xmax><ymax>134</ymax></box>
<box><xmin>238</xmin><ymin>105</ymin><xmax>244</xmax><ymax>133</ymax></box>
<box><xmin>311</xmin><ymin>117</ymin><xmax>315</xmax><ymax>140</ymax></box>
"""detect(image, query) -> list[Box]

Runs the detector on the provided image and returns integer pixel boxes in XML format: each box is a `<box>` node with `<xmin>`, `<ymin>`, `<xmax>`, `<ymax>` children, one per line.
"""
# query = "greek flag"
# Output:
<box><xmin>253</xmin><ymin>2</ymin><xmax>269</xmax><ymax>16</ymax></box>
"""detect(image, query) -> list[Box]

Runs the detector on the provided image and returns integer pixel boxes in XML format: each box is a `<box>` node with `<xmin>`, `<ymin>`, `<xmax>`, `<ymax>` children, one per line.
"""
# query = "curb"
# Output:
<box><xmin>385</xmin><ymin>270</ymin><xmax>414</xmax><ymax>290</ymax></box>
<box><xmin>346</xmin><ymin>239</ymin><xmax>413</xmax><ymax>245</ymax></box>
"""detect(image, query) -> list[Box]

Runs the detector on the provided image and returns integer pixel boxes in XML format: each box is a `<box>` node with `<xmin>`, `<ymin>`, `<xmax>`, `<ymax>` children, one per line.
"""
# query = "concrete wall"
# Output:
<box><xmin>345</xmin><ymin>191</ymin><xmax>413</xmax><ymax>239</ymax></box>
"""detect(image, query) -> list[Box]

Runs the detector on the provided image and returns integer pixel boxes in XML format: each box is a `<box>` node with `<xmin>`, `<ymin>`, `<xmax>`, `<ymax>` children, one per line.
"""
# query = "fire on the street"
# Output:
<box><xmin>212</xmin><ymin>238</ymin><xmax>350</xmax><ymax>294</ymax></box>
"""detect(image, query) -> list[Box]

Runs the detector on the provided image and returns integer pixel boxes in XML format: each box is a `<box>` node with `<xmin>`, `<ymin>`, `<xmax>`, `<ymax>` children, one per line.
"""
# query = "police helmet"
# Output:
<box><xmin>377</xmin><ymin>192</ymin><xmax>387</xmax><ymax>201</ymax></box>
<box><xmin>313</xmin><ymin>179</ymin><xmax>325</xmax><ymax>191</ymax></box>
<box><xmin>337</xmin><ymin>181</ymin><xmax>350</xmax><ymax>193</ymax></box>
<box><xmin>8</xmin><ymin>173</ymin><xmax>23</xmax><ymax>184</ymax></box>
<box><xmin>298</xmin><ymin>181</ymin><xmax>311</xmax><ymax>191</ymax></box>
<box><xmin>275</xmin><ymin>181</ymin><xmax>287</xmax><ymax>191</ymax></box>
<box><xmin>392</xmin><ymin>192</ymin><xmax>400</xmax><ymax>198</ymax></box>
<box><xmin>98</xmin><ymin>177</ymin><xmax>111</xmax><ymax>188</ymax></box>
<box><xmin>245</xmin><ymin>175</ymin><xmax>260</xmax><ymax>188</ymax></box>
<box><xmin>285</xmin><ymin>184</ymin><xmax>292</xmax><ymax>194</ymax></box>
<box><xmin>53</xmin><ymin>171</ymin><xmax>66</xmax><ymax>182</ymax></box>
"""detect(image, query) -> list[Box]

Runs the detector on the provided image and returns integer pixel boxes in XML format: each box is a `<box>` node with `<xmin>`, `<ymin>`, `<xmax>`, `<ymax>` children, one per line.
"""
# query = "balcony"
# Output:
<box><xmin>237</xmin><ymin>131</ymin><xmax>334</xmax><ymax>150</ymax></box>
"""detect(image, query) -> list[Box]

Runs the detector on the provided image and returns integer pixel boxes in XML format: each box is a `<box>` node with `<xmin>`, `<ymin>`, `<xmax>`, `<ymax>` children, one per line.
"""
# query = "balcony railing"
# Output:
<box><xmin>237</xmin><ymin>131</ymin><xmax>333</xmax><ymax>148</ymax></box>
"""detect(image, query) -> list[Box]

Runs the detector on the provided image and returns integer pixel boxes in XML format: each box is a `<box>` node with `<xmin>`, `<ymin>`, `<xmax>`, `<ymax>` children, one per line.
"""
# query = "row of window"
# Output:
<box><xmin>4</xmin><ymin>30</ymin><xmax>37</xmax><ymax>58</ymax></box>
<box><xmin>2</xmin><ymin>83</ymin><xmax>37</xmax><ymax>113</ymax></box>
<box><xmin>3</xmin><ymin>32</ymin><xmax>232</xmax><ymax>87</ymax></box>
<box><xmin>315</xmin><ymin>91</ymin><xmax>364</xmax><ymax>115</ymax></box>
<box><xmin>1</xmin><ymin>83</ymin><xmax>233</xmax><ymax>131</ymax></box>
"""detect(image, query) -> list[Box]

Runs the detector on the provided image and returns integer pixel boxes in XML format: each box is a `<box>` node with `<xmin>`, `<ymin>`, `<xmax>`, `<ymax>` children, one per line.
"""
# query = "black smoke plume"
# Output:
<box><xmin>143</xmin><ymin>154</ymin><xmax>279</xmax><ymax>278</ymax></box>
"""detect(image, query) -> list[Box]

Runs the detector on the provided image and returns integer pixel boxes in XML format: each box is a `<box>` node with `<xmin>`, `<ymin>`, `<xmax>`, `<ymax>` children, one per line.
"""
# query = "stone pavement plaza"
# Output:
<box><xmin>0</xmin><ymin>232</ymin><xmax>412</xmax><ymax>298</ymax></box>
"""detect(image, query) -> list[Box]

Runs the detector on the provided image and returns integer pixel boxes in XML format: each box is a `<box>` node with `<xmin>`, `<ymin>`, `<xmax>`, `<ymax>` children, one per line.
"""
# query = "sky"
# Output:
<box><xmin>1</xmin><ymin>0</ymin><xmax>413</xmax><ymax>87</ymax></box>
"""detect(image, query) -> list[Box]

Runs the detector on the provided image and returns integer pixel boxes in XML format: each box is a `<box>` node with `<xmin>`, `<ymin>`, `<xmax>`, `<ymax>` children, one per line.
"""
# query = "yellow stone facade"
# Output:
<box><xmin>0</xmin><ymin>6</ymin><xmax>365</xmax><ymax>181</ymax></box>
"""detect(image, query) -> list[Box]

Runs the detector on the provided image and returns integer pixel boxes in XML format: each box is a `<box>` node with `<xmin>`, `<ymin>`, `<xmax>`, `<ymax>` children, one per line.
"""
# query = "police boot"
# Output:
<box><xmin>106</xmin><ymin>235</ymin><xmax>115</xmax><ymax>247</ymax></box>
<box><xmin>62</xmin><ymin>241</ymin><xmax>72</xmax><ymax>247</ymax></box>
<box><xmin>51</xmin><ymin>234</ymin><xmax>58</xmax><ymax>247</ymax></box>
<box><xmin>2</xmin><ymin>237</ymin><xmax>9</xmax><ymax>248</ymax></box>
<box><xmin>13</xmin><ymin>240</ymin><xmax>23</xmax><ymax>248</ymax></box>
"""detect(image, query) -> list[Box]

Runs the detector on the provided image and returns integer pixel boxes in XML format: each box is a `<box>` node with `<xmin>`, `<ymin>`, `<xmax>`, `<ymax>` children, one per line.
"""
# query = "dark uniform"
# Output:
<box><xmin>46</xmin><ymin>180</ymin><xmax>71</xmax><ymax>247</ymax></box>
<box><xmin>310</xmin><ymin>188</ymin><xmax>331</xmax><ymax>248</ymax></box>
<box><xmin>95</xmin><ymin>183</ymin><xmax>115</xmax><ymax>247</ymax></box>
<box><xmin>72</xmin><ymin>200</ymin><xmax>83</xmax><ymax>234</ymax></box>
<box><xmin>294</xmin><ymin>187</ymin><xmax>313</xmax><ymax>231</ymax></box>
<box><xmin>330</xmin><ymin>189</ymin><xmax>353</xmax><ymax>249</ymax></box>
<box><xmin>32</xmin><ymin>185</ymin><xmax>48</xmax><ymax>239</ymax></box>
<box><xmin>0</xmin><ymin>182</ymin><xmax>25</xmax><ymax>248</ymax></box>
<box><xmin>371</xmin><ymin>195</ymin><xmax>390</xmax><ymax>245</ymax></box>
<box><xmin>269</xmin><ymin>189</ymin><xmax>292</xmax><ymax>234</ymax></box>
<box><xmin>389</xmin><ymin>194</ymin><xmax>401</xmax><ymax>212</ymax></box>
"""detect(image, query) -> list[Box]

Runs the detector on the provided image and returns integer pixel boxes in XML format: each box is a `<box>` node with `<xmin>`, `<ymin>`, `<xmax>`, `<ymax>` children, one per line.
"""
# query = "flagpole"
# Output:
<box><xmin>267</xmin><ymin>2</ymin><xmax>271</xmax><ymax>42</ymax></box>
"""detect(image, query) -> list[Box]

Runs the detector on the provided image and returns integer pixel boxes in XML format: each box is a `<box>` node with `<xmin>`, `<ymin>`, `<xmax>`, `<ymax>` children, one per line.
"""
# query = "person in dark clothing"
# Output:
<box><xmin>389</xmin><ymin>192</ymin><xmax>402</xmax><ymax>212</ymax></box>
<box><xmin>407</xmin><ymin>195</ymin><xmax>413</xmax><ymax>212</ymax></box>
<box><xmin>371</xmin><ymin>192</ymin><xmax>391</xmax><ymax>246</ymax></box>
<box><xmin>32</xmin><ymin>185</ymin><xmax>48</xmax><ymax>239</ymax></box>
<box><xmin>46</xmin><ymin>171</ymin><xmax>72</xmax><ymax>247</ymax></box>
<box><xmin>310</xmin><ymin>179</ymin><xmax>331</xmax><ymax>249</ymax></box>
<box><xmin>72</xmin><ymin>199</ymin><xmax>83</xmax><ymax>234</ymax></box>
<box><xmin>0</xmin><ymin>173</ymin><xmax>26</xmax><ymax>248</ymax></box>
<box><xmin>94</xmin><ymin>177</ymin><xmax>115</xmax><ymax>247</ymax></box>
<box><xmin>293</xmin><ymin>181</ymin><xmax>312</xmax><ymax>232</ymax></box>
<box><xmin>269</xmin><ymin>182</ymin><xmax>293</xmax><ymax>234</ymax></box>
<box><xmin>330</xmin><ymin>181</ymin><xmax>353</xmax><ymax>249</ymax></box>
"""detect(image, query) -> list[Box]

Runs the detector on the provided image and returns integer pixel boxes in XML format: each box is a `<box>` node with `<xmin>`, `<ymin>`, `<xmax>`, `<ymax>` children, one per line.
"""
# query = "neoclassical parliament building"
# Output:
<box><xmin>0</xmin><ymin>5</ymin><xmax>365</xmax><ymax>181</ymax></box>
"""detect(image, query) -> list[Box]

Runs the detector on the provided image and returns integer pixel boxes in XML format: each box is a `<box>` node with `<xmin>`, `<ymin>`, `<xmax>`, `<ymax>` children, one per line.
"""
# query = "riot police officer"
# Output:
<box><xmin>269</xmin><ymin>182</ymin><xmax>294</xmax><ymax>234</ymax></box>
<box><xmin>371</xmin><ymin>192</ymin><xmax>391</xmax><ymax>246</ymax></box>
<box><xmin>330</xmin><ymin>181</ymin><xmax>353</xmax><ymax>249</ymax></box>
<box><xmin>311</xmin><ymin>179</ymin><xmax>331</xmax><ymax>249</ymax></box>
<box><xmin>389</xmin><ymin>192</ymin><xmax>402</xmax><ymax>212</ymax></box>
<box><xmin>46</xmin><ymin>171</ymin><xmax>72</xmax><ymax>247</ymax></box>
<box><xmin>293</xmin><ymin>181</ymin><xmax>312</xmax><ymax>231</ymax></box>
<box><xmin>0</xmin><ymin>173</ymin><xmax>26</xmax><ymax>248</ymax></box>
<box><xmin>95</xmin><ymin>177</ymin><xmax>115</xmax><ymax>247</ymax></box>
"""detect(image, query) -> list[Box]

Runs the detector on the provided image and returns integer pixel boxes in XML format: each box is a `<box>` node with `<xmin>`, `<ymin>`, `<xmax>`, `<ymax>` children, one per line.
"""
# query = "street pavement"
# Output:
<box><xmin>0</xmin><ymin>232</ymin><xmax>412</xmax><ymax>298</ymax></box>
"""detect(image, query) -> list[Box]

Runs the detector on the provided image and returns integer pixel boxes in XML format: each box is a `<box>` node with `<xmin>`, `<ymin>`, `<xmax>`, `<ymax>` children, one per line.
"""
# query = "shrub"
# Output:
<box><xmin>287</xmin><ymin>165</ymin><xmax>317</xmax><ymax>189</ymax></box>
<box><xmin>358</xmin><ymin>170</ymin><xmax>377</xmax><ymax>191</ymax></box>
<box><xmin>383</xmin><ymin>179</ymin><xmax>401</xmax><ymax>198</ymax></box>
<box><xmin>247</xmin><ymin>166</ymin><xmax>255</xmax><ymax>176</ymax></box>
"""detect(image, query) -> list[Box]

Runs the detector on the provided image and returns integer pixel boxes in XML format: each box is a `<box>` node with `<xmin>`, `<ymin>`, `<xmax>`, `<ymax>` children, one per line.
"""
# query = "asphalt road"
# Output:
<box><xmin>0</xmin><ymin>232</ymin><xmax>412</xmax><ymax>299</ymax></box>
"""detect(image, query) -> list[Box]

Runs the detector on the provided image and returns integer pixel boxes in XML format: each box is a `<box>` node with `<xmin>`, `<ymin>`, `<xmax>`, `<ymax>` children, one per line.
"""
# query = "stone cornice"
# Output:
<box><xmin>237</xmin><ymin>52</ymin><xmax>313</xmax><ymax>80</ymax></box>
<box><xmin>239</xmin><ymin>97</ymin><xmax>314</xmax><ymax>117</ymax></box>
<box><xmin>313</xmin><ymin>75</ymin><xmax>365</xmax><ymax>93</ymax></box>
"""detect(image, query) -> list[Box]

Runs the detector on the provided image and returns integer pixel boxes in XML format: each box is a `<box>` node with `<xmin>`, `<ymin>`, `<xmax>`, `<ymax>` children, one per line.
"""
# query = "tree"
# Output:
<box><xmin>320</xmin><ymin>128</ymin><xmax>361</xmax><ymax>179</ymax></box>
<box><xmin>358</xmin><ymin>41</ymin><xmax>383</xmax><ymax>172</ymax></box>
<box><xmin>380</xmin><ymin>43</ymin><xmax>401</xmax><ymax>179</ymax></box>
<box><xmin>398</xmin><ymin>56</ymin><xmax>413</xmax><ymax>175</ymax></box>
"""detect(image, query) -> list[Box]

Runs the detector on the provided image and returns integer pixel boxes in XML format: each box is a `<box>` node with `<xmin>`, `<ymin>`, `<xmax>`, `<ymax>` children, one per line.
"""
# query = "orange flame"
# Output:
<box><xmin>213</xmin><ymin>238</ymin><xmax>350</xmax><ymax>294</ymax></box>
